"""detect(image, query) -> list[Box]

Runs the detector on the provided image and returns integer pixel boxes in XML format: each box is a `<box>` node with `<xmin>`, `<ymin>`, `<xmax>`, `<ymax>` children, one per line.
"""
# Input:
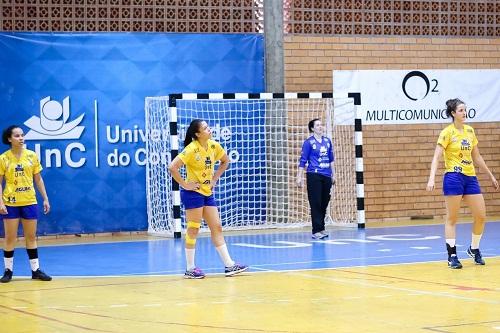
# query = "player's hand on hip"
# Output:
<box><xmin>184</xmin><ymin>181</ymin><xmax>200</xmax><ymax>191</ymax></box>
<box><xmin>0</xmin><ymin>203</ymin><xmax>7</xmax><ymax>215</ymax></box>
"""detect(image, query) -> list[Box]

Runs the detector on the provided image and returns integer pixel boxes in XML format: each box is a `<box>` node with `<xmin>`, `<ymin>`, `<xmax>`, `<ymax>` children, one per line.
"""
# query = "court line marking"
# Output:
<box><xmin>333</xmin><ymin>268</ymin><xmax>496</xmax><ymax>291</ymax></box>
<box><xmin>11</xmin><ymin>250</ymin><xmax>495</xmax><ymax>279</ymax></box>
<box><xmin>422</xmin><ymin>320</ymin><xmax>500</xmax><ymax>332</ymax></box>
<box><xmin>54</xmin><ymin>307</ymin><xmax>314</xmax><ymax>333</ymax></box>
<box><xmin>2</xmin><ymin>262</ymin><xmax>498</xmax><ymax>318</ymax></box>
<box><xmin>288</xmin><ymin>271</ymin><xmax>499</xmax><ymax>305</ymax></box>
<box><xmin>1</xmin><ymin>255</ymin><xmax>499</xmax><ymax>292</ymax></box>
<box><xmin>3</xmin><ymin>305</ymin><xmax>113</xmax><ymax>332</ymax></box>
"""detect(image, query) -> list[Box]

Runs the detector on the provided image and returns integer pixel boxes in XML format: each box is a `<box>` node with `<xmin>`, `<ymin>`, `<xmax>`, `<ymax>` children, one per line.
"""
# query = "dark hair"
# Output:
<box><xmin>308</xmin><ymin>118</ymin><xmax>320</xmax><ymax>133</ymax></box>
<box><xmin>184</xmin><ymin>119</ymin><xmax>204</xmax><ymax>147</ymax></box>
<box><xmin>445</xmin><ymin>98</ymin><xmax>465</xmax><ymax>120</ymax></box>
<box><xmin>2</xmin><ymin>125</ymin><xmax>21</xmax><ymax>145</ymax></box>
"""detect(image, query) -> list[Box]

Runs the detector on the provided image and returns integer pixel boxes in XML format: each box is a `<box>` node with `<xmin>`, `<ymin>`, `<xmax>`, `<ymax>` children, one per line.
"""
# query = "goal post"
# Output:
<box><xmin>145</xmin><ymin>92</ymin><xmax>364</xmax><ymax>238</ymax></box>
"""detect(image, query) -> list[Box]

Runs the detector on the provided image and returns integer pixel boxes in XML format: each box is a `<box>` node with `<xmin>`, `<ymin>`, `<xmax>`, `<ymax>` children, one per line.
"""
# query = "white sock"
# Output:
<box><xmin>4</xmin><ymin>257</ymin><xmax>13</xmax><ymax>271</ymax></box>
<box><xmin>446</xmin><ymin>239</ymin><xmax>456</xmax><ymax>247</ymax></box>
<box><xmin>471</xmin><ymin>233</ymin><xmax>482</xmax><ymax>250</ymax></box>
<box><xmin>29</xmin><ymin>258</ymin><xmax>39</xmax><ymax>272</ymax></box>
<box><xmin>215</xmin><ymin>244</ymin><xmax>235</xmax><ymax>267</ymax></box>
<box><xmin>185</xmin><ymin>248</ymin><xmax>195</xmax><ymax>271</ymax></box>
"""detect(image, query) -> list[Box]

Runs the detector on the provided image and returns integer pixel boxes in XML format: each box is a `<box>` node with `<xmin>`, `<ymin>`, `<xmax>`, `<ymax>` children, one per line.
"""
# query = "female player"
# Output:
<box><xmin>0</xmin><ymin>125</ymin><xmax>52</xmax><ymax>282</ymax></box>
<box><xmin>296</xmin><ymin>118</ymin><xmax>335</xmax><ymax>239</ymax></box>
<box><xmin>427</xmin><ymin>99</ymin><xmax>499</xmax><ymax>269</ymax></box>
<box><xmin>168</xmin><ymin>119</ymin><xmax>248</xmax><ymax>279</ymax></box>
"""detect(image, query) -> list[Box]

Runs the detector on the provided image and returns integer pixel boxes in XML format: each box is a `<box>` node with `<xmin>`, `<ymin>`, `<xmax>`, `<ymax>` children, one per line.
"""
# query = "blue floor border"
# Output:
<box><xmin>5</xmin><ymin>222</ymin><xmax>500</xmax><ymax>277</ymax></box>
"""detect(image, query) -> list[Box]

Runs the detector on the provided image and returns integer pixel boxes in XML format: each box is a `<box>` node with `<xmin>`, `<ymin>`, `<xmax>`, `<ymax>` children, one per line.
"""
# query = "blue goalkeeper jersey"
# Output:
<box><xmin>298</xmin><ymin>135</ymin><xmax>334</xmax><ymax>178</ymax></box>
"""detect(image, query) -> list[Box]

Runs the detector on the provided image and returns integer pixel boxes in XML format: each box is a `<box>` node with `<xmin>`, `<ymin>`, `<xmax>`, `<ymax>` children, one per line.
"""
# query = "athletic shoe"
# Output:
<box><xmin>184</xmin><ymin>267</ymin><xmax>205</xmax><ymax>279</ymax></box>
<box><xmin>225</xmin><ymin>263</ymin><xmax>248</xmax><ymax>277</ymax></box>
<box><xmin>312</xmin><ymin>232</ymin><xmax>327</xmax><ymax>240</ymax></box>
<box><xmin>467</xmin><ymin>247</ymin><xmax>485</xmax><ymax>265</ymax></box>
<box><xmin>32</xmin><ymin>269</ymin><xmax>52</xmax><ymax>281</ymax></box>
<box><xmin>320</xmin><ymin>230</ymin><xmax>329</xmax><ymax>238</ymax></box>
<box><xmin>448</xmin><ymin>255</ymin><xmax>463</xmax><ymax>269</ymax></box>
<box><xmin>0</xmin><ymin>269</ymin><xmax>13</xmax><ymax>283</ymax></box>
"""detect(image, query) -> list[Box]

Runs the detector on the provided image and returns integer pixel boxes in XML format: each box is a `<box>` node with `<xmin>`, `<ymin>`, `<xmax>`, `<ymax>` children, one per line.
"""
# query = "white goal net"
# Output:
<box><xmin>145</xmin><ymin>93</ymin><xmax>359</xmax><ymax>236</ymax></box>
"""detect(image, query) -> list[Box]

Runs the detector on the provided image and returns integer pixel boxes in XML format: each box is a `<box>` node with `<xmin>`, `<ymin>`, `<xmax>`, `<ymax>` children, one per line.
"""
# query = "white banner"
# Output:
<box><xmin>333</xmin><ymin>69</ymin><xmax>500</xmax><ymax>125</ymax></box>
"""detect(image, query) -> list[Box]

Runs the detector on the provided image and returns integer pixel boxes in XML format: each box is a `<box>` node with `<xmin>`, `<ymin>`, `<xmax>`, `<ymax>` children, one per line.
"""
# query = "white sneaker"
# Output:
<box><xmin>312</xmin><ymin>232</ymin><xmax>327</xmax><ymax>240</ymax></box>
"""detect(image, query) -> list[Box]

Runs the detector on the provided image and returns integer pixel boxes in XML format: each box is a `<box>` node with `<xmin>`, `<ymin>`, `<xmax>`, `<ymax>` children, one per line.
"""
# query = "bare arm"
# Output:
<box><xmin>296</xmin><ymin>167</ymin><xmax>305</xmax><ymax>187</ymax></box>
<box><xmin>211</xmin><ymin>153</ymin><xmax>229</xmax><ymax>189</ymax></box>
<box><xmin>0</xmin><ymin>175</ymin><xmax>6</xmax><ymax>215</ymax></box>
<box><xmin>426</xmin><ymin>144</ymin><xmax>444</xmax><ymax>191</ymax></box>
<box><xmin>472</xmin><ymin>146</ymin><xmax>499</xmax><ymax>191</ymax></box>
<box><xmin>167</xmin><ymin>156</ymin><xmax>200</xmax><ymax>191</ymax></box>
<box><xmin>34</xmin><ymin>173</ymin><xmax>51</xmax><ymax>214</ymax></box>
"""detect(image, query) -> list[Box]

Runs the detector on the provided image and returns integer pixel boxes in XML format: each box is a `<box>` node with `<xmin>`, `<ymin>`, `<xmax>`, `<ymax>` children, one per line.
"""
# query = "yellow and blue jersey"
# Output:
<box><xmin>178</xmin><ymin>139</ymin><xmax>225</xmax><ymax>196</ymax></box>
<box><xmin>437</xmin><ymin>124</ymin><xmax>478</xmax><ymax>176</ymax></box>
<box><xmin>0</xmin><ymin>149</ymin><xmax>42</xmax><ymax>206</ymax></box>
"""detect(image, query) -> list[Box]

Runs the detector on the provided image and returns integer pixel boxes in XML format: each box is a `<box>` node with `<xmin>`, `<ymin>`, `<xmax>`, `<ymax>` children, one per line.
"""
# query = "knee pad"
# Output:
<box><xmin>185</xmin><ymin>221</ymin><xmax>201</xmax><ymax>246</ymax></box>
<box><xmin>187</xmin><ymin>221</ymin><xmax>201</xmax><ymax>230</ymax></box>
<box><xmin>185</xmin><ymin>233</ymin><xmax>197</xmax><ymax>246</ymax></box>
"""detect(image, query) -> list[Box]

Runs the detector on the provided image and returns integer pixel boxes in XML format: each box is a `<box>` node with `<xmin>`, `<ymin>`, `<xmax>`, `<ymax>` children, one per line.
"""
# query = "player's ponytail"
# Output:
<box><xmin>308</xmin><ymin>118</ymin><xmax>320</xmax><ymax>133</ymax></box>
<box><xmin>445</xmin><ymin>98</ymin><xmax>465</xmax><ymax>120</ymax></box>
<box><xmin>184</xmin><ymin>119</ymin><xmax>204</xmax><ymax>147</ymax></box>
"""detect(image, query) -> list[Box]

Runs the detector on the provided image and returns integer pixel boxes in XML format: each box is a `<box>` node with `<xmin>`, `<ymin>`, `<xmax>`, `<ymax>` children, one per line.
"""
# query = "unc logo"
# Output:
<box><xmin>319</xmin><ymin>146</ymin><xmax>327</xmax><ymax>156</ymax></box>
<box><xmin>24</xmin><ymin>96</ymin><xmax>85</xmax><ymax>140</ymax></box>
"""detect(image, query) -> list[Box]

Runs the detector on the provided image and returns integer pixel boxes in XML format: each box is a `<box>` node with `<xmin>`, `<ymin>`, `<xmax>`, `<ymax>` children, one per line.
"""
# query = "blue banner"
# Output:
<box><xmin>0</xmin><ymin>32</ymin><xmax>264</xmax><ymax>235</ymax></box>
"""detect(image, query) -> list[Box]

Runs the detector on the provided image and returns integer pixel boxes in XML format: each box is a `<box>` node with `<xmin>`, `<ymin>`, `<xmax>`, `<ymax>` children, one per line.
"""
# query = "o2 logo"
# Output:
<box><xmin>401</xmin><ymin>71</ymin><xmax>439</xmax><ymax>101</ymax></box>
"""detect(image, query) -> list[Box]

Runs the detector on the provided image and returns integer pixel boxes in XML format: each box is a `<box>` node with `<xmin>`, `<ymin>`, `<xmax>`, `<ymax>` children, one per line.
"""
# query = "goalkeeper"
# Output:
<box><xmin>168</xmin><ymin>119</ymin><xmax>248</xmax><ymax>279</ymax></box>
<box><xmin>296</xmin><ymin>118</ymin><xmax>335</xmax><ymax>240</ymax></box>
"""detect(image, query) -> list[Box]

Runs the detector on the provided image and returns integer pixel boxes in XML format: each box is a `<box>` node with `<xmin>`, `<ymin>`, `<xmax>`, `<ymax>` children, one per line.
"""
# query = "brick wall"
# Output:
<box><xmin>284</xmin><ymin>35</ymin><xmax>500</xmax><ymax>223</ymax></box>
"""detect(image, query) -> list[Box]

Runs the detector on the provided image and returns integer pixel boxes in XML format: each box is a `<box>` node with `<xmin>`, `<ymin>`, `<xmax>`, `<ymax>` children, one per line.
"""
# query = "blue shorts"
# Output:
<box><xmin>181</xmin><ymin>190</ymin><xmax>216</xmax><ymax>209</ymax></box>
<box><xmin>443</xmin><ymin>172</ymin><xmax>481</xmax><ymax>196</ymax></box>
<box><xmin>2</xmin><ymin>204</ymin><xmax>39</xmax><ymax>220</ymax></box>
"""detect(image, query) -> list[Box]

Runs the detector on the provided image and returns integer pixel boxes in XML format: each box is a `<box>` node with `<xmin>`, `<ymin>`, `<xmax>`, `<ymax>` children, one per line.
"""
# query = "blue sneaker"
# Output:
<box><xmin>225</xmin><ymin>263</ymin><xmax>248</xmax><ymax>277</ymax></box>
<box><xmin>467</xmin><ymin>247</ymin><xmax>485</xmax><ymax>265</ymax></box>
<box><xmin>184</xmin><ymin>267</ymin><xmax>205</xmax><ymax>279</ymax></box>
<box><xmin>448</xmin><ymin>255</ymin><xmax>463</xmax><ymax>269</ymax></box>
